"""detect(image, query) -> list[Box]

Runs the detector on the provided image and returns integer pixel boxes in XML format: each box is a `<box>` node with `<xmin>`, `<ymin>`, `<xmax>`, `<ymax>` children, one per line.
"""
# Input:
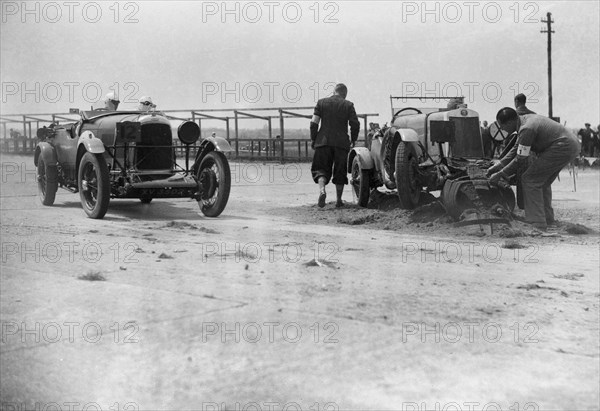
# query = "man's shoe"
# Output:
<box><xmin>318</xmin><ymin>191</ymin><xmax>326</xmax><ymax>208</ymax></box>
<box><xmin>335</xmin><ymin>200</ymin><xmax>344</xmax><ymax>208</ymax></box>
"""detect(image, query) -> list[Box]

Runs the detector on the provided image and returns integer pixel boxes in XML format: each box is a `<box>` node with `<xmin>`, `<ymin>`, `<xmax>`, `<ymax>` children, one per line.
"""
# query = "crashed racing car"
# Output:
<box><xmin>348</xmin><ymin>97</ymin><xmax>515</xmax><ymax>222</ymax></box>
<box><xmin>34</xmin><ymin>108</ymin><xmax>232</xmax><ymax>219</ymax></box>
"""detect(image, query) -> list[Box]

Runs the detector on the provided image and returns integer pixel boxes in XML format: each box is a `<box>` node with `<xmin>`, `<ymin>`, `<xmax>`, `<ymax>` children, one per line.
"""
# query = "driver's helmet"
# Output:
<box><xmin>138</xmin><ymin>96</ymin><xmax>156</xmax><ymax>111</ymax></box>
<box><xmin>104</xmin><ymin>92</ymin><xmax>120</xmax><ymax>110</ymax></box>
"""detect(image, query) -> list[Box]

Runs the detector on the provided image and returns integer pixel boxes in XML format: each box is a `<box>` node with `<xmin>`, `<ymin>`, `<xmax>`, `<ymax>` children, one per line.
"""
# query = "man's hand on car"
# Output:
<box><xmin>488</xmin><ymin>171</ymin><xmax>506</xmax><ymax>185</ymax></box>
<box><xmin>486</xmin><ymin>162</ymin><xmax>502</xmax><ymax>177</ymax></box>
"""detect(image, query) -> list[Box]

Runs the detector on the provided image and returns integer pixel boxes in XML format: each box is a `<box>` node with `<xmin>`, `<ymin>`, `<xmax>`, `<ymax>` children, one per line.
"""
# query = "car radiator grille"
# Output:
<box><xmin>135</xmin><ymin>124</ymin><xmax>174</xmax><ymax>170</ymax></box>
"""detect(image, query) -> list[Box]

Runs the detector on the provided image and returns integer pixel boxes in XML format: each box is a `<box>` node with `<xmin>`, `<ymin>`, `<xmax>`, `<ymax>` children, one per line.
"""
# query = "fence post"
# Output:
<box><xmin>363</xmin><ymin>115</ymin><xmax>368</xmax><ymax>146</ymax></box>
<box><xmin>279</xmin><ymin>109</ymin><xmax>284</xmax><ymax>163</ymax></box>
<box><xmin>234</xmin><ymin>110</ymin><xmax>239</xmax><ymax>159</ymax></box>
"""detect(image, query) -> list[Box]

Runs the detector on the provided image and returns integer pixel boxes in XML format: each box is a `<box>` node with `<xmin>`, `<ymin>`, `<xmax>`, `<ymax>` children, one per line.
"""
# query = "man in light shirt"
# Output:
<box><xmin>487</xmin><ymin>107</ymin><xmax>579</xmax><ymax>231</ymax></box>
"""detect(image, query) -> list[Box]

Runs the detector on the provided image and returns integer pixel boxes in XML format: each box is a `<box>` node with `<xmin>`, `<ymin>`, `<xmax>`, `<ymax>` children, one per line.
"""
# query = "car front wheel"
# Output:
<box><xmin>351</xmin><ymin>156</ymin><xmax>370</xmax><ymax>207</ymax></box>
<box><xmin>197</xmin><ymin>151</ymin><xmax>231</xmax><ymax>217</ymax></box>
<box><xmin>78</xmin><ymin>152</ymin><xmax>110</xmax><ymax>219</ymax></box>
<box><xmin>395</xmin><ymin>141</ymin><xmax>421</xmax><ymax>209</ymax></box>
<box><xmin>37</xmin><ymin>157</ymin><xmax>58</xmax><ymax>206</ymax></box>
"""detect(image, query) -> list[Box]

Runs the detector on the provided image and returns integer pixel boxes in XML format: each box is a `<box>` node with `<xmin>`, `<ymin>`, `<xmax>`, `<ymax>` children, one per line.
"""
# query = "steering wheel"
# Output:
<box><xmin>393</xmin><ymin>107</ymin><xmax>423</xmax><ymax>117</ymax></box>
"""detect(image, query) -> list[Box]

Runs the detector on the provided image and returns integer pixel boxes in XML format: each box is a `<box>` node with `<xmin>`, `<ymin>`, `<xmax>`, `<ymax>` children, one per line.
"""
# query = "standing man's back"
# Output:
<box><xmin>310</xmin><ymin>83</ymin><xmax>360</xmax><ymax>207</ymax></box>
<box><xmin>514</xmin><ymin>93</ymin><xmax>536</xmax><ymax>116</ymax></box>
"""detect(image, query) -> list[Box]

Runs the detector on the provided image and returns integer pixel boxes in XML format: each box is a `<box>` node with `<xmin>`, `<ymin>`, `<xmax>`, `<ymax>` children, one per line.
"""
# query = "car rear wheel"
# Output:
<box><xmin>78</xmin><ymin>152</ymin><xmax>110</xmax><ymax>219</ymax></box>
<box><xmin>197</xmin><ymin>151</ymin><xmax>231</xmax><ymax>217</ymax></box>
<box><xmin>37</xmin><ymin>157</ymin><xmax>58</xmax><ymax>206</ymax></box>
<box><xmin>351</xmin><ymin>156</ymin><xmax>370</xmax><ymax>207</ymax></box>
<box><xmin>395</xmin><ymin>141</ymin><xmax>421</xmax><ymax>209</ymax></box>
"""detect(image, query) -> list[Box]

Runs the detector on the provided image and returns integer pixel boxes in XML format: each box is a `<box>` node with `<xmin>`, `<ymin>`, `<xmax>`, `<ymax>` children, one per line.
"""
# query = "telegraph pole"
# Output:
<box><xmin>541</xmin><ymin>12</ymin><xmax>555</xmax><ymax>119</ymax></box>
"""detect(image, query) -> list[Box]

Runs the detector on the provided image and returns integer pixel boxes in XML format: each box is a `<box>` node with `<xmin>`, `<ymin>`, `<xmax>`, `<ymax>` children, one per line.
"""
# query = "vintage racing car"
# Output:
<box><xmin>348</xmin><ymin>96</ymin><xmax>514</xmax><ymax>220</ymax></box>
<box><xmin>34</xmin><ymin>108</ymin><xmax>232</xmax><ymax>219</ymax></box>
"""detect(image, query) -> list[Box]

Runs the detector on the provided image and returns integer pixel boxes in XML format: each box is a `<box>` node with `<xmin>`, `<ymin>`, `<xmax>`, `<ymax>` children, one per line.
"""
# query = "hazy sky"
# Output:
<box><xmin>1</xmin><ymin>0</ymin><xmax>599</xmax><ymax>129</ymax></box>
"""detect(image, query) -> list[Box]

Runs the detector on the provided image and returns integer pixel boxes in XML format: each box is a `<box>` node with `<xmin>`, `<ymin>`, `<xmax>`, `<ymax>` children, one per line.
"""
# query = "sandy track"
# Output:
<box><xmin>1</xmin><ymin>154</ymin><xmax>599</xmax><ymax>410</ymax></box>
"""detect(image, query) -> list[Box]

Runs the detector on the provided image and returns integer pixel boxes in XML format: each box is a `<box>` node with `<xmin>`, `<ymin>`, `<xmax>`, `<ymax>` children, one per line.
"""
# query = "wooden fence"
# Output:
<box><xmin>1</xmin><ymin>107</ymin><xmax>377</xmax><ymax>161</ymax></box>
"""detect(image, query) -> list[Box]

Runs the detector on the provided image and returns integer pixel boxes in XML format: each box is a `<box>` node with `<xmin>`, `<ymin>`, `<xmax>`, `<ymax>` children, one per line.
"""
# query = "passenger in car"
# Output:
<box><xmin>104</xmin><ymin>92</ymin><xmax>120</xmax><ymax>111</ymax></box>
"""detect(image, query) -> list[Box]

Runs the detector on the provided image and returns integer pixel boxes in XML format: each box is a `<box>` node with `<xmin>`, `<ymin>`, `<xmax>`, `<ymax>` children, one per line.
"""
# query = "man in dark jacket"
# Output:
<box><xmin>310</xmin><ymin>83</ymin><xmax>360</xmax><ymax>207</ymax></box>
<box><xmin>514</xmin><ymin>93</ymin><xmax>536</xmax><ymax>116</ymax></box>
<box><xmin>578</xmin><ymin>123</ymin><xmax>594</xmax><ymax>156</ymax></box>
<box><xmin>487</xmin><ymin>108</ymin><xmax>579</xmax><ymax>231</ymax></box>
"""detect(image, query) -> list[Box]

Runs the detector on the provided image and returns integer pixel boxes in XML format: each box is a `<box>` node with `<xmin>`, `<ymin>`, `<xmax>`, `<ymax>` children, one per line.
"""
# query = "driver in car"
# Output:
<box><xmin>104</xmin><ymin>92</ymin><xmax>120</xmax><ymax>111</ymax></box>
<box><xmin>138</xmin><ymin>96</ymin><xmax>157</xmax><ymax>111</ymax></box>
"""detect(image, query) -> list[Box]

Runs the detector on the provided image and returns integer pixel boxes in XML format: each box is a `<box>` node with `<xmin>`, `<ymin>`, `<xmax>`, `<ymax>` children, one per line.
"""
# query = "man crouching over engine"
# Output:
<box><xmin>310</xmin><ymin>83</ymin><xmax>360</xmax><ymax>208</ymax></box>
<box><xmin>487</xmin><ymin>107</ymin><xmax>579</xmax><ymax>231</ymax></box>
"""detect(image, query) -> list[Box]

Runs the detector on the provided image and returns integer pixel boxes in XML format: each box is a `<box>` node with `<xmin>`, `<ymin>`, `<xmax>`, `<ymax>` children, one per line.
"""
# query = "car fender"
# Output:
<box><xmin>192</xmin><ymin>137</ymin><xmax>232</xmax><ymax>175</ymax></box>
<box><xmin>34</xmin><ymin>142</ymin><xmax>58</xmax><ymax>167</ymax></box>
<box><xmin>77</xmin><ymin>130</ymin><xmax>105</xmax><ymax>154</ymax></box>
<box><xmin>395</xmin><ymin>128</ymin><xmax>419</xmax><ymax>143</ymax></box>
<box><xmin>347</xmin><ymin>147</ymin><xmax>374</xmax><ymax>171</ymax></box>
<box><xmin>204</xmin><ymin>136</ymin><xmax>233</xmax><ymax>152</ymax></box>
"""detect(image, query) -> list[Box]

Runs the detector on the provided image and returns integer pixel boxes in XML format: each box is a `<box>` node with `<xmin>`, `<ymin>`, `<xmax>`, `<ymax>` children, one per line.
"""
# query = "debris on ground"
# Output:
<box><xmin>502</xmin><ymin>240</ymin><xmax>527</xmax><ymax>249</ymax></box>
<box><xmin>552</xmin><ymin>273</ymin><xmax>584</xmax><ymax>281</ymax></box>
<box><xmin>304</xmin><ymin>258</ymin><xmax>338</xmax><ymax>268</ymax></box>
<box><xmin>565</xmin><ymin>223</ymin><xmax>593</xmax><ymax>235</ymax></box>
<box><xmin>516</xmin><ymin>283</ymin><xmax>558</xmax><ymax>291</ymax></box>
<box><xmin>408</xmin><ymin>201</ymin><xmax>446</xmax><ymax>224</ymax></box>
<box><xmin>163</xmin><ymin>221</ymin><xmax>221</xmax><ymax>234</ymax></box>
<box><xmin>338</xmin><ymin>214</ymin><xmax>378</xmax><ymax>225</ymax></box>
<box><xmin>78</xmin><ymin>271</ymin><xmax>106</xmax><ymax>281</ymax></box>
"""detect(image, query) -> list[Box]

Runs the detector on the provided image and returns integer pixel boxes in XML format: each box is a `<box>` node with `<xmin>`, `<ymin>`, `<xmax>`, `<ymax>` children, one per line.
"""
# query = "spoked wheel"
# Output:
<box><xmin>351</xmin><ymin>156</ymin><xmax>370</xmax><ymax>207</ymax></box>
<box><xmin>197</xmin><ymin>151</ymin><xmax>231</xmax><ymax>217</ymax></box>
<box><xmin>78</xmin><ymin>152</ymin><xmax>110</xmax><ymax>219</ymax></box>
<box><xmin>37</xmin><ymin>157</ymin><xmax>58</xmax><ymax>206</ymax></box>
<box><xmin>395</xmin><ymin>141</ymin><xmax>421</xmax><ymax>209</ymax></box>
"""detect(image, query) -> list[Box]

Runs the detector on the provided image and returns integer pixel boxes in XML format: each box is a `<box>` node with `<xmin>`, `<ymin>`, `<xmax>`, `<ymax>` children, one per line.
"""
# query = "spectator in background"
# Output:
<box><xmin>591</xmin><ymin>125</ymin><xmax>600</xmax><ymax>157</ymax></box>
<box><xmin>447</xmin><ymin>97</ymin><xmax>465</xmax><ymax>110</ymax></box>
<box><xmin>578</xmin><ymin>123</ymin><xmax>594</xmax><ymax>156</ymax></box>
<box><xmin>514</xmin><ymin>93</ymin><xmax>536</xmax><ymax>116</ymax></box>
<box><xmin>480</xmin><ymin>120</ymin><xmax>493</xmax><ymax>158</ymax></box>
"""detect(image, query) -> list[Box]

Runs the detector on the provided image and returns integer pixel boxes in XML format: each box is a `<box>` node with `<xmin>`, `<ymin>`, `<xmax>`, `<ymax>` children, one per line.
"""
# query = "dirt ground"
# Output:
<box><xmin>1</xmin><ymin>153</ymin><xmax>599</xmax><ymax>410</ymax></box>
